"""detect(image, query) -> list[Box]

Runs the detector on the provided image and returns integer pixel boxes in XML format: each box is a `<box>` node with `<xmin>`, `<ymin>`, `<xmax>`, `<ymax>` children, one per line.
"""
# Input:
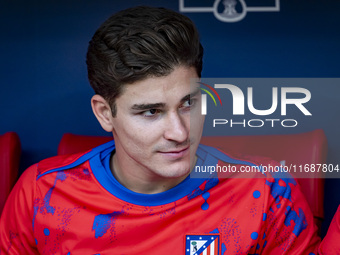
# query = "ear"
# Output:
<box><xmin>91</xmin><ymin>95</ymin><xmax>114</xmax><ymax>132</ymax></box>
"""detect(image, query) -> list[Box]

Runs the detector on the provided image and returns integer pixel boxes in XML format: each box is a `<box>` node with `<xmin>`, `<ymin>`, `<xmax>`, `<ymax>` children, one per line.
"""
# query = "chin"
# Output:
<box><xmin>161</xmin><ymin>162</ymin><xmax>192</xmax><ymax>179</ymax></box>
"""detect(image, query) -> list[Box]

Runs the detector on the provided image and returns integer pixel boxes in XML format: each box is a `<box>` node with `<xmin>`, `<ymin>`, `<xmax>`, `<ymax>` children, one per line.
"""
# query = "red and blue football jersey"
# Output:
<box><xmin>0</xmin><ymin>141</ymin><xmax>320</xmax><ymax>254</ymax></box>
<box><xmin>318</xmin><ymin>205</ymin><xmax>340</xmax><ymax>254</ymax></box>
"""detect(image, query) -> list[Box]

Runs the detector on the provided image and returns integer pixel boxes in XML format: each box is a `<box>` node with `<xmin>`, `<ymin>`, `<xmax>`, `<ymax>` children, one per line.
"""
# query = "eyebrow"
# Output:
<box><xmin>131</xmin><ymin>102</ymin><xmax>165</xmax><ymax>111</ymax></box>
<box><xmin>181</xmin><ymin>89</ymin><xmax>200</xmax><ymax>103</ymax></box>
<box><xmin>131</xmin><ymin>89</ymin><xmax>200</xmax><ymax>111</ymax></box>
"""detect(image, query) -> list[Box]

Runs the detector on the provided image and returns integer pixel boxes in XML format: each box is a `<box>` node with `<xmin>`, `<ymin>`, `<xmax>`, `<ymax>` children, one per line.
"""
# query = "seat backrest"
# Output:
<box><xmin>58</xmin><ymin>133</ymin><xmax>112</xmax><ymax>155</ymax></box>
<box><xmin>58</xmin><ymin>129</ymin><xmax>327</xmax><ymax>230</ymax></box>
<box><xmin>0</xmin><ymin>132</ymin><xmax>21</xmax><ymax>215</ymax></box>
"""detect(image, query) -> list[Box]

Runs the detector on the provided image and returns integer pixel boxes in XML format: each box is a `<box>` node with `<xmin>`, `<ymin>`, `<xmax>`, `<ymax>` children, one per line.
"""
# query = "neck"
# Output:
<box><xmin>110</xmin><ymin>153</ymin><xmax>193</xmax><ymax>194</ymax></box>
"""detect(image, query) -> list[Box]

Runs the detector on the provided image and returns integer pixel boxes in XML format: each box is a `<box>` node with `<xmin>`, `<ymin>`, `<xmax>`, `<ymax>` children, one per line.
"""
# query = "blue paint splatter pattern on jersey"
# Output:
<box><xmin>92</xmin><ymin>211</ymin><xmax>122</xmax><ymax>239</ymax></box>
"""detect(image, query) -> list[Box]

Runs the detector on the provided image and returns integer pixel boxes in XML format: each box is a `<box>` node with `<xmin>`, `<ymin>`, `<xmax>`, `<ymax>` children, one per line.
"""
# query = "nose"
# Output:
<box><xmin>163</xmin><ymin>111</ymin><xmax>189</xmax><ymax>143</ymax></box>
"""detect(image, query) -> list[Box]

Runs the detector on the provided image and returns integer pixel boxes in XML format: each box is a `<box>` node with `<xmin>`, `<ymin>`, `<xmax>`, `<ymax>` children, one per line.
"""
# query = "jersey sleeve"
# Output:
<box><xmin>0</xmin><ymin>164</ymin><xmax>39</xmax><ymax>254</ymax></box>
<box><xmin>318</xmin><ymin>205</ymin><xmax>340</xmax><ymax>255</ymax></box>
<box><xmin>259</xmin><ymin>173</ymin><xmax>321</xmax><ymax>254</ymax></box>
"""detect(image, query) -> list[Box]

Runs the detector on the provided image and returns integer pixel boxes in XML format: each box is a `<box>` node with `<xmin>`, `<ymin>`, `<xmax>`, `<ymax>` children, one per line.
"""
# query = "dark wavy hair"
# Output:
<box><xmin>86</xmin><ymin>6</ymin><xmax>204</xmax><ymax>116</ymax></box>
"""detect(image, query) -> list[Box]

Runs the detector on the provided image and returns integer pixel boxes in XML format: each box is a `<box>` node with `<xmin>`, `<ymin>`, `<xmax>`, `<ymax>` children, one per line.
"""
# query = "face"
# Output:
<box><xmin>109</xmin><ymin>66</ymin><xmax>205</xmax><ymax>184</ymax></box>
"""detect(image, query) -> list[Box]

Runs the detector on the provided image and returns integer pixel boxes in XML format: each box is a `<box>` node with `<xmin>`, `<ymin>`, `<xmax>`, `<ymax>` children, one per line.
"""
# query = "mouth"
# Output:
<box><xmin>158</xmin><ymin>146</ymin><xmax>190</xmax><ymax>159</ymax></box>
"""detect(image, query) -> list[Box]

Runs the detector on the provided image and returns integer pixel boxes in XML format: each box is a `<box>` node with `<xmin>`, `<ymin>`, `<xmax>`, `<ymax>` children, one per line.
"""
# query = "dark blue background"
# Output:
<box><xmin>1</xmin><ymin>0</ymin><xmax>339</xmax><ymax>237</ymax></box>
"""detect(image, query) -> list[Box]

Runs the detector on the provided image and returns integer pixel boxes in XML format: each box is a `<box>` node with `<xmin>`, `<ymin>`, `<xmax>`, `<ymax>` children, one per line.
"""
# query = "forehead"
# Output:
<box><xmin>118</xmin><ymin>66</ymin><xmax>199</xmax><ymax>104</ymax></box>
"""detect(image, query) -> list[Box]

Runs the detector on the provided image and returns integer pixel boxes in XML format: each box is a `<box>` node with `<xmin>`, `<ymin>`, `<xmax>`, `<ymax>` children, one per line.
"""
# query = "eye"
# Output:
<box><xmin>142</xmin><ymin>109</ymin><xmax>160</xmax><ymax>117</ymax></box>
<box><xmin>182</xmin><ymin>98</ymin><xmax>195</xmax><ymax>108</ymax></box>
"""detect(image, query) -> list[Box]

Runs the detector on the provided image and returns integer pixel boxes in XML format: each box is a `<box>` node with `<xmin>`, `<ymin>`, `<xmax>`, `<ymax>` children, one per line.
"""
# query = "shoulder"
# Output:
<box><xmin>205</xmin><ymin>146</ymin><xmax>320</xmax><ymax>252</ymax></box>
<box><xmin>201</xmin><ymin>144</ymin><xmax>306</xmax><ymax>211</ymax></box>
<box><xmin>4</xmin><ymin>151</ymin><xmax>92</xmax><ymax>203</ymax></box>
<box><xmin>36</xmin><ymin>140</ymin><xmax>115</xmax><ymax>179</ymax></box>
<box><xmin>198</xmin><ymin>143</ymin><xmax>287</xmax><ymax>179</ymax></box>
<box><xmin>199</xmin><ymin>143</ymin><xmax>281</xmax><ymax>167</ymax></box>
<box><xmin>36</xmin><ymin>151</ymin><xmax>91</xmax><ymax>178</ymax></box>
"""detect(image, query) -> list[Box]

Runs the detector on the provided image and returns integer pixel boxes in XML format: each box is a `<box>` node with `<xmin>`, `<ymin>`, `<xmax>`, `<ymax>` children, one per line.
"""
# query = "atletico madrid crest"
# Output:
<box><xmin>185</xmin><ymin>234</ymin><xmax>220</xmax><ymax>255</ymax></box>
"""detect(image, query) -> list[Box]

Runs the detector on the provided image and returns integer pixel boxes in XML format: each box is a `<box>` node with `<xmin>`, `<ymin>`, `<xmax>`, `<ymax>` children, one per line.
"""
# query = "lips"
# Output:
<box><xmin>158</xmin><ymin>146</ymin><xmax>190</xmax><ymax>159</ymax></box>
<box><xmin>162</xmin><ymin>147</ymin><xmax>189</xmax><ymax>153</ymax></box>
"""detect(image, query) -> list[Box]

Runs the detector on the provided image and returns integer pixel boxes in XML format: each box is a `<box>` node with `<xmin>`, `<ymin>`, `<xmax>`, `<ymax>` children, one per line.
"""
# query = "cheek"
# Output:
<box><xmin>190</xmin><ymin>114</ymin><xmax>205</xmax><ymax>135</ymax></box>
<box><xmin>119</xmin><ymin>123</ymin><xmax>160</xmax><ymax>152</ymax></box>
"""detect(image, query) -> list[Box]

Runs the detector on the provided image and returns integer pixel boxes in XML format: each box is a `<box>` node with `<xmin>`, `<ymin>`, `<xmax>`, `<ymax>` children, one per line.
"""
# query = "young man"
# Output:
<box><xmin>0</xmin><ymin>6</ymin><xmax>320</xmax><ymax>254</ymax></box>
